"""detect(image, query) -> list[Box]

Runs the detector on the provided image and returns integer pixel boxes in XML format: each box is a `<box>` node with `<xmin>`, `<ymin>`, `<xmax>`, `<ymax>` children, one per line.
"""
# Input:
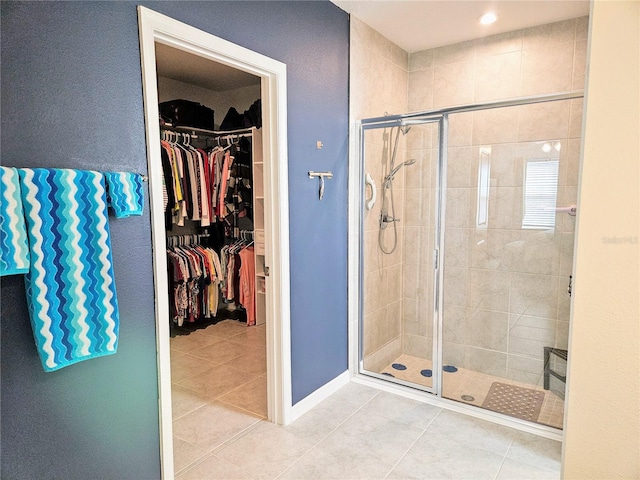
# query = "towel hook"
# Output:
<box><xmin>308</xmin><ymin>171</ymin><xmax>333</xmax><ymax>200</ymax></box>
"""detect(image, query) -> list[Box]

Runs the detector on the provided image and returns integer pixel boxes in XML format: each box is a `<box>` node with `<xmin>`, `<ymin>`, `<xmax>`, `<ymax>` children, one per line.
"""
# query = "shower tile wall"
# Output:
<box><xmin>351</xmin><ymin>17</ymin><xmax>409</xmax><ymax>371</ymax></box>
<box><xmin>406</xmin><ymin>17</ymin><xmax>587</xmax><ymax>385</ymax></box>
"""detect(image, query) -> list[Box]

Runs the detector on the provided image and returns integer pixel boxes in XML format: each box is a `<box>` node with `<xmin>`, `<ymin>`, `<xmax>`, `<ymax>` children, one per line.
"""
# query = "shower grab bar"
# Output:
<box><xmin>365</xmin><ymin>173</ymin><xmax>376</xmax><ymax>211</ymax></box>
<box><xmin>556</xmin><ymin>205</ymin><xmax>577</xmax><ymax>216</ymax></box>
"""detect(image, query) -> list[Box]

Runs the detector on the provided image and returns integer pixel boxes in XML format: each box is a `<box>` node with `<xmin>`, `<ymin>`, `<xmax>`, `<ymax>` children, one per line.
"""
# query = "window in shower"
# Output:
<box><xmin>476</xmin><ymin>147</ymin><xmax>491</xmax><ymax>228</ymax></box>
<box><xmin>522</xmin><ymin>158</ymin><xmax>560</xmax><ymax>230</ymax></box>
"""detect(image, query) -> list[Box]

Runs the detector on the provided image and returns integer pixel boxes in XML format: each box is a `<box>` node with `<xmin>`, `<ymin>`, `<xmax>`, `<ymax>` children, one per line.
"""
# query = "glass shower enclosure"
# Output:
<box><xmin>359</xmin><ymin>93</ymin><xmax>582</xmax><ymax>430</ymax></box>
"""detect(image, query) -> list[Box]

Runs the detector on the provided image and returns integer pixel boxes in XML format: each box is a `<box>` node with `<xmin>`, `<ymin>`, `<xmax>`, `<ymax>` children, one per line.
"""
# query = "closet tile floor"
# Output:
<box><xmin>171</xmin><ymin>324</ymin><xmax>561</xmax><ymax>479</ymax></box>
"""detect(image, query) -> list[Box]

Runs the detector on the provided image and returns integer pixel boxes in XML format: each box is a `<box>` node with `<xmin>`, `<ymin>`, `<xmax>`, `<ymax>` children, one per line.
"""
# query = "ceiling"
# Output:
<box><xmin>155</xmin><ymin>1</ymin><xmax>590</xmax><ymax>91</ymax></box>
<box><xmin>155</xmin><ymin>43</ymin><xmax>260</xmax><ymax>91</ymax></box>
<box><xmin>331</xmin><ymin>0</ymin><xmax>590</xmax><ymax>52</ymax></box>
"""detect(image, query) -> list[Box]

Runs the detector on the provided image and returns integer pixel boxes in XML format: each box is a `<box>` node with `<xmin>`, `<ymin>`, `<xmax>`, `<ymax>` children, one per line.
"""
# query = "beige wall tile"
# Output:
<box><xmin>559</xmin><ymin>232</ymin><xmax>575</xmax><ymax>277</ymax></box>
<box><xmin>364</xmin><ymin>307</ymin><xmax>387</xmax><ymax>353</ymax></box>
<box><xmin>434</xmin><ymin>61</ymin><xmax>475</xmax><ymax>108</ymax></box>
<box><xmin>419</xmin><ymin>226</ymin><xmax>434</xmax><ymax>268</ymax></box>
<box><xmin>463</xmin><ymin>345</ymin><xmax>507</xmax><ymax>377</ymax></box>
<box><xmin>363</xmin><ymin>337</ymin><xmax>402</xmax><ymax>372</ymax></box>
<box><xmin>408</xmin><ymin>68</ymin><xmax>434</xmax><ymax>111</ymax></box>
<box><xmin>364</xmin><ymin>268</ymin><xmax>386</xmax><ymax>314</ymax></box>
<box><xmin>566</xmin><ymin>138</ymin><xmax>581</xmax><ymax>186</ymax></box>
<box><xmin>466</xmin><ymin>309</ymin><xmax>509</xmax><ymax>351</ymax></box>
<box><xmin>434</xmin><ymin>39</ymin><xmax>477</xmax><ymax>66</ymax></box>
<box><xmin>409</xmin><ymin>49</ymin><xmax>435</xmax><ymax>71</ymax></box>
<box><xmin>569</xmin><ymin>99</ymin><xmax>584</xmax><ymax>139</ymax></box>
<box><xmin>505</xmin><ymin>369</ymin><xmax>543</xmax><ymax>386</ymax></box>
<box><xmin>448</xmin><ymin>111</ymin><xmax>474</xmax><ymax>147</ymax></box>
<box><xmin>474</xmin><ymin>51</ymin><xmax>522</xmax><ymax>102</ymax></box>
<box><xmin>469</xmin><ymin>229</ymin><xmax>513</xmax><ymax>271</ymax></box>
<box><xmin>521</xmin><ymin>230</ymin><xmax>561</xmax><ymax>276</ymax></box>
<box><xmin>487</xmin><ymin>186</ymin><xmax>519</xmax><ymax>230</ymax></box>
<box><xmin>403</xmin><ymin>302</ymin><xmax>430</xmax><ymax>337</ymax></box>
<box><xmin>476</xmin><ymin>143</ymin><xmax>518</xmax><ymax>188</ymax></box>
<box><xmin>403</xmin><ymin>296</ymin><xmax>417</xmax><ymax>324</ymax></box>
<box><xmin>509</xmin><ymin>334</ymin><xmax>554</xmax><ymax>359</ymax></box>
<box><xmin>477</xmin><ymin>29</ymin><xmax>523</xmax><ymax>57</ymax></box>
<box><xmin>382</xmin><ymin>225</ymin><xmax>404</xmax><ymax>267</ymax></box>
<box><xmin>447</xmin><ymin>146</ymin><xmax>473</xmax><ymax>187</ymax></box>
<box><xmin>572</xmin><ymin>39</ymin><xmax>588</xmax><ymax>90</ymax></box>
<box><xmin>403</xmin><ymin>188</ymin><xmax>424</xmax><ymax>226</ymax></box>
<box><xmin>403</xmin><ymin>261</ymin><xmax>420</xmax><ymax>299</ymax></box>
<box><xmin>444</xmin><ymin>227</ymin><xmax>469</xmax><ymax>268</ymax></box>
<box><xmin>520</xmin><ymin>43</ymin><xmax>574</xmax><ymax>96</ymax></box>
<box><xmin>507</xmin><ymin>353</ymin><xmax>545</xmax><ymax>375</ymax></box>
<box><xmin>351</xmin><ymin>16</ymin><xmax>375</xmax><ymax>47</ymax></box>
<box><xmin>575</xmin><ymin>15</ymin><xmax>589</xmax><ymax>41</ymax></box>
<box><xmin>445</xmin><ymin>188</ymin><xmax>471</xmax><ymax>228</ymax></box>
<box><xmin>443</xmin><ymin>305</ymin><xmax>468</xmax><ymax>343</ymax></box>
<box><xmin>403</xmin><ymin>333</ymin><xmax>432</xmax><ymax>359</ymax></box>
<box><xmin>510</xmin><ymin>273</ymin><xmax>559</xmax><ymax>318</ymax></box>
<box><xmin>403</xmin><ymin>225</ymin><xmax>421</xmax><ymax>261</ymax></box>
<box><xmin>442</xmin><ymin>340</ymin><xmax>465</xmax><ymax>369</ymax></box>
<box><xmin>518</xmin><ymin>101</ymin><xmax>570</xmax><ymax>142</ymax></box>
<box><xmin>384</xmin><ymin>300</ymin><xmax>403</xmax><ymax>341</ymax></box>
<box><xmin>557</xmin><ymin>282</ymin><xmax>571</xmax><ymax>322</ymax></box>
<box><xmin>363</xmin><ymin>231</ymin><xmax>382</xmax><ymax>274</ymax></box>
<box><xmin>523</xmin><ymin>19</ymin><xmax>577</xmax><ymax>50</ymax></box>
<box><xmin>509</xmin><ymin>314</ymin><xmax>557</xmax><ymax>341</ymax></box>
<box><xmin>559</xmin><ymin>186</ymin><xmax>578</xmax><ymax>233</ymax></box>
<box><xmin>385</xmin><ymin>264</ymin><xmax>404</xmax><ymax>305</ymax></box>
<box><xmin>555</xmin><ymin>320</ymin><xmax>569</xmax><ymax>349</ymax></box>
<box><xmin>472</xmin><ymin>106</ymin><xmax>519</xmax><ymax>145</ymax></box>
<box><xmin>467</xmin><ymin>269</ymin><xmax>511</xmax><ymax>312</ymax></box>
<box><xmin>444</xmin><ymin>266</ymin><xmax>468</xmax><ymax>306</ymax></box>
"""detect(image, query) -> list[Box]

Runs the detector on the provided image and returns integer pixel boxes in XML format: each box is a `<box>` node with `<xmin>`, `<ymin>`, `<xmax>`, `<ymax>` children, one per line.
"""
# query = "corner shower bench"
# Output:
<box><xmin>543</xmin><ymin>347</ymin><xmax>568</xmax><ymax>390</ymax></box>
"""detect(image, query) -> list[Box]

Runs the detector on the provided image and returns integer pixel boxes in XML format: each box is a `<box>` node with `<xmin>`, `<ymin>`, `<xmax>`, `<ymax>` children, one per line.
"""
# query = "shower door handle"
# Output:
<box><xmin>365</xmin><ymin>173</ymin><xmax>377</xmax><ymax>210</ymax></box>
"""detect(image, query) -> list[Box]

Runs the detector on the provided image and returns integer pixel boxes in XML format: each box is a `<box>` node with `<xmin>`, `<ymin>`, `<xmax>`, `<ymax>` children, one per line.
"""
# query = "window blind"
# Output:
<box><xmin>522</xmin><ymin>159</ymin><xmax>559</xmax><ymax>230</ymax></box>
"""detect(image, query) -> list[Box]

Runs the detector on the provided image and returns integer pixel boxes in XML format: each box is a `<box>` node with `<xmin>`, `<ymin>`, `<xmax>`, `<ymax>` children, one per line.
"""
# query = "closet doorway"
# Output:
<box><xmin>138</xmin><ymin>7</ymin><xmax>291</xmax><ymax>479</ymax></box>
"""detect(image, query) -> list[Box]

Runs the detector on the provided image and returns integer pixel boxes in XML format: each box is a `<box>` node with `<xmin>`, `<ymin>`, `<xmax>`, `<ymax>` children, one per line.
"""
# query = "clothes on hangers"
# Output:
<box><xmin>217</xmin><ymin>234</ymin><xmax>255</xmax><ymax>324</ymax></box>
<box><xmin>166</xmin><ymin>240</ymin><xmax>222</xmax><ymax>326</ymax></box>
<box><xmin>160</xmin><ymin>129</ymin><xmax>253</xmax><ymax>234</ymax></box>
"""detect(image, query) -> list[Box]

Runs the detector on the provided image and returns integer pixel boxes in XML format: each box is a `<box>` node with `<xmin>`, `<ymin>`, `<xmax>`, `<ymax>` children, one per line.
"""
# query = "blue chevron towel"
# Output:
<box><xmin>19</xmin><ymin>168</ymin><xmax>119</xmax><ymax>371</ymax></box>
<box><xmin>104</xmin><ymin>171</ymin><xmax>144</xmax><ymax>218</ymax></box>
<box><xmin>0</xmin><ymin>167</ymin><xmax>30</xmax><ymax>275</ymax></box>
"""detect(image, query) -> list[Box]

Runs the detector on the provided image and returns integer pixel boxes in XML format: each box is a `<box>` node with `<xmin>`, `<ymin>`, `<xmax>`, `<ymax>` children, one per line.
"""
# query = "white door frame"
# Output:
<box><xmin>137</xmin><ymin>6</ymin><xmax>292</xmax><ymax>479</ymax></box>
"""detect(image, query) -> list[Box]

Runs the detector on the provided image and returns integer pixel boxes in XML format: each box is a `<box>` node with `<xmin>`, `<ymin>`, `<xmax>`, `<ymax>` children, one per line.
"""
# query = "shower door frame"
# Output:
<box><xmin>356</xmin><ymin>90</ymin><xmax>584</xmax><ymax>423</ymax></box>
<box><xmin>358</xmin><ymin>115</ymin><xmax>444</xmax><ymax>395</ymax></box>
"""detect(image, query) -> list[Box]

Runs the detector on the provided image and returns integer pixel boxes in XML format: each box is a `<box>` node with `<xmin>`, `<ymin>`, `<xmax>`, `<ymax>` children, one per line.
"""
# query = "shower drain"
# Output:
<box><xmin>461</xmin><ymin>394</ymin><xmax>475</xmax><ymax>402</ymax></box>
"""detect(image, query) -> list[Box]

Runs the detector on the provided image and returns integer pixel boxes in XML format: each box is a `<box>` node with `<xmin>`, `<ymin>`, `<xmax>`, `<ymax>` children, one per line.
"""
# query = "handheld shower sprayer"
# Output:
<box><xmin>378</xmin><ymin>125</ymin><xmax>416</xmax><ymax>254</ymax></box>
<box><xmin>384</xmin><ymin>159</ymin><xmax>417</xmax><ymax>187</ymax></box>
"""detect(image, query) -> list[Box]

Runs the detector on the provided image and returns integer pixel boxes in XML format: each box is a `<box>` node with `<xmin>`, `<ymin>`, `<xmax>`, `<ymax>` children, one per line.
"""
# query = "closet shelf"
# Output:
<box><xmin>162</xmin><ymin>124</ymin><xmax>257</xmax><ymax>136</ymax></box>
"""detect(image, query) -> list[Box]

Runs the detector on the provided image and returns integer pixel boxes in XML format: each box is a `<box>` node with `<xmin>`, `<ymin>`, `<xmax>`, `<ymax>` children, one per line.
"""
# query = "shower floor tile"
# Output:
<box><xmin>381</xmin><ymin>354</ymin><xmax>565</xmax><ymax>430</ymax></box>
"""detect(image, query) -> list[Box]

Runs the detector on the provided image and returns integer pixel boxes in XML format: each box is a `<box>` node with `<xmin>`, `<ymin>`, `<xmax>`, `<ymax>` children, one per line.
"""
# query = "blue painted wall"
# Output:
<box><xmin>0</xmin><ymin>2</ymin><xmax>349</xmax><ymax>478</ymax></box>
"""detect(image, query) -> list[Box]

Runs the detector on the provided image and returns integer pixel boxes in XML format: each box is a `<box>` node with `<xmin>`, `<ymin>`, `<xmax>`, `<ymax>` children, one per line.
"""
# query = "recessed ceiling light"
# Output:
<box><xmin>479</xmin><ymin>12</ymin><xmax>498</xmax><ymax>25</ymax></box>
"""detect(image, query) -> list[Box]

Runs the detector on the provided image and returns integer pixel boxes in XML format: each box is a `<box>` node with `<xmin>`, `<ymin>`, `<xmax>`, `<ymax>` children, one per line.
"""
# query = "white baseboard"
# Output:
<box><xmin>289</xmin><ymin>370</ymin><xmax>351</xmax><ymax>423</ymax></box>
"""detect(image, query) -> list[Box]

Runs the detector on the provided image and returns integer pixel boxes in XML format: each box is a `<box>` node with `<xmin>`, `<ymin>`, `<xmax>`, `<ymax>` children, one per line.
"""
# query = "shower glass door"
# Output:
<box><xmin>441</xmin><ymin>98</ymin><xmax>579</xmax><ymax>429</ymax></box>
<box><xmin>360</xmin><ymin>118</ymin><xmax>441</xmax><ymax>393</ymax></box>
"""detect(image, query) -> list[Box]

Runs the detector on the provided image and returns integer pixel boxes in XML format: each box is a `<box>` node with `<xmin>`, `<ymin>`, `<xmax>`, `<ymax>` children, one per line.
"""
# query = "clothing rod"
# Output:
<box><xmin>161</xmin><ymin>125</ymin><xmax>256</xmax><ymax>137</ymax></box>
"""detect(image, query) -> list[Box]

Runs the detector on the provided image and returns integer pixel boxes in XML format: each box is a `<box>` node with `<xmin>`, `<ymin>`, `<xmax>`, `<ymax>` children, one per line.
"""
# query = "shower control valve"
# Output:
<box><xmin>380</xmin><ymin>212</ymin><xmax>399</xmax><ymax>228</ymax></box>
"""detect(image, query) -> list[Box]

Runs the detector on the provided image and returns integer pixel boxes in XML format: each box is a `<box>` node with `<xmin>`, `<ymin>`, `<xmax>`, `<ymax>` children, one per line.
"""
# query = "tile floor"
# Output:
<box><xmin>381</xmin><ymin>354</ymin><xmax>565</xmax><ymax>429</ymax></box>
<box><xmin>170</xmin><ymin>322</ymin><xmax>561</xmax><ymax>479</ymax></box>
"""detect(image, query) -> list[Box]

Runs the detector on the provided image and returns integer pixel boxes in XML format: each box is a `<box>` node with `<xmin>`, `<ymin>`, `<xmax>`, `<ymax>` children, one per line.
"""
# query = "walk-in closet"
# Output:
<box><xmin>155</xmin><ymin>42</ymin><xmax>268</xmax><ymax>475</ymax></box>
